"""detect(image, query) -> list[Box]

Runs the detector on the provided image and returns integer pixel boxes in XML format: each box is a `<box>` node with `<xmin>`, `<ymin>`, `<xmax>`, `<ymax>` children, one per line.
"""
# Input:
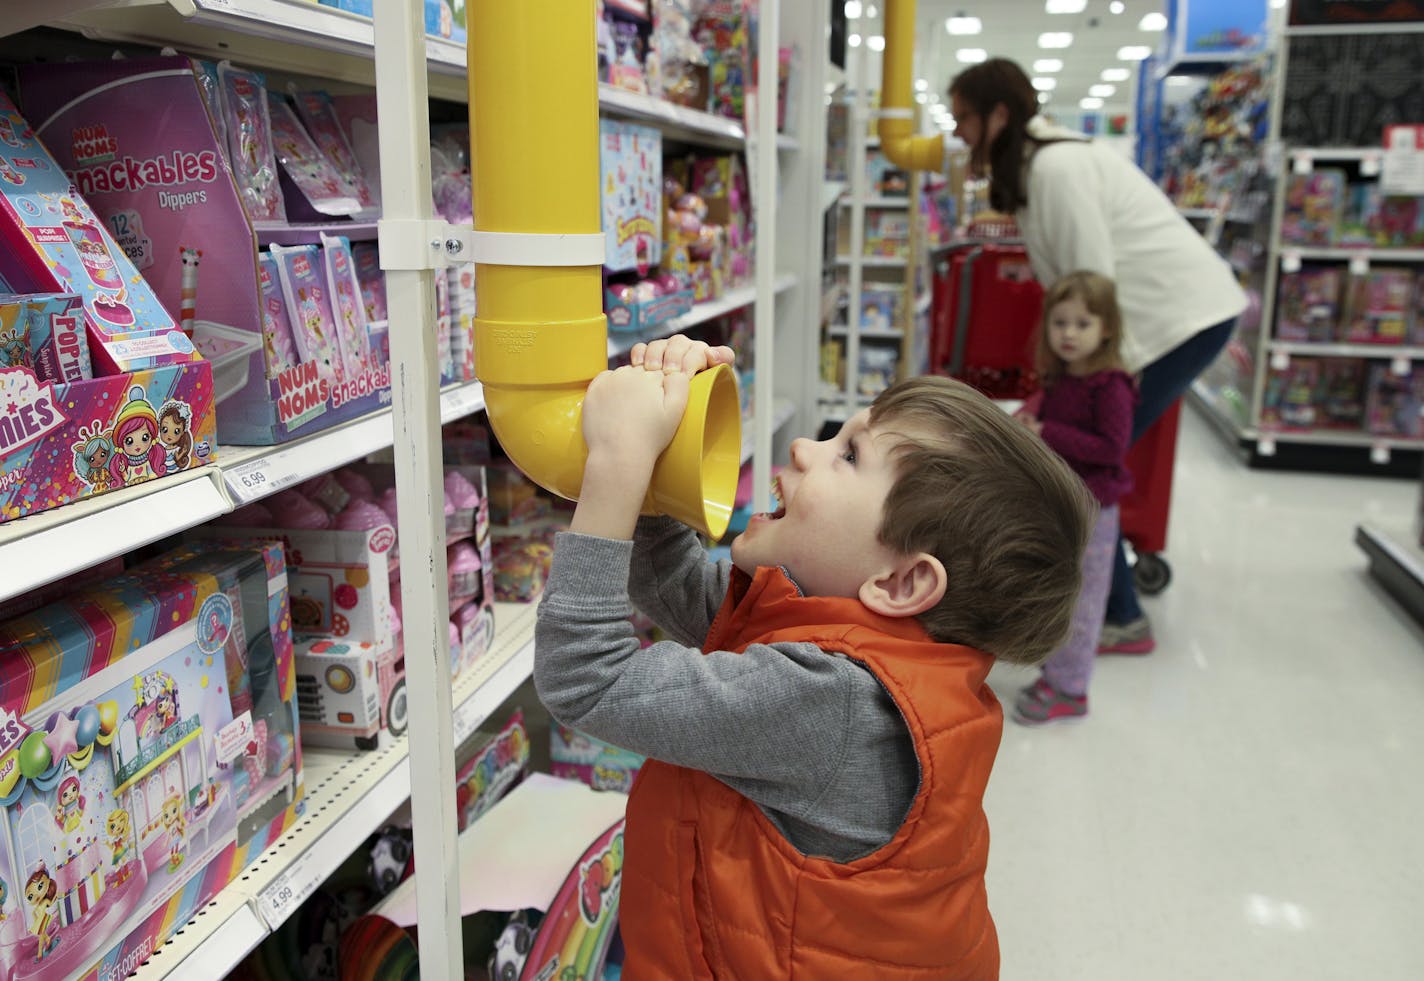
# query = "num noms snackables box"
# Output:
<box><xmin>550</xmin><ymin>726</ymin><xmax>646</xmax><ymax>794</ymax></box>
<box><xmin>455</xmin><ymin>711</ymin><xmax>529</xmax><ymax>831</ymax></box>
<box><xmin>0</xmin><ymin>539</ymin><xmax>297</xmax><ymax>981</ymax></box>
<box><xmin>19</xmin><ymin>57</ymin><xmax>394</xmax><ymax>447</ymax></box>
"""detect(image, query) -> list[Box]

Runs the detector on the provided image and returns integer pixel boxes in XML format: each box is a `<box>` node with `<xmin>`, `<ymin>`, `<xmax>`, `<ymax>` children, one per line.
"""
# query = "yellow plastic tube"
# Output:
<box><xmin>468</xmin><ymin>0</ymin><xmax>740</xmax><ymax>539</ymax></box>
<box><xmin>877</xmin><ymin>0</ymin><xmax>944</xmax><ymax>172</ymax></box>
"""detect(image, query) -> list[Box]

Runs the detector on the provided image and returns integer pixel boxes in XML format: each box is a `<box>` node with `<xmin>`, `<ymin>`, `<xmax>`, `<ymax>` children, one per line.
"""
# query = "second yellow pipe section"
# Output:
<box><xmin>469</xmin><ymin>0</ymin><xmax>740</xmax><ymax>540</ymax></box>
<box><xmin>877</xmin><ymin>0</ymin><xmax>944</xmax><ymax>172</ymax></box>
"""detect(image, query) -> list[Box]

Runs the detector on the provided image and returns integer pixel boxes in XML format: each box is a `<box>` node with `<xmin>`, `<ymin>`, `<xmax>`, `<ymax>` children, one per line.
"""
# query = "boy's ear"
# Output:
<box><xmin>859</xmin><ymin>553</ymin><xmax>947</xmax><ymax>620</ymax></box>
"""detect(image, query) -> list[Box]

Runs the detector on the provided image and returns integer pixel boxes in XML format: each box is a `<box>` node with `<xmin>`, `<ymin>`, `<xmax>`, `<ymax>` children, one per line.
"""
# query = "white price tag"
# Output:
<box><xmin>225</xmin><ymin>457</ymin><xmax>299</xmax><ymax>504</ymax></box>
<box><xmin>1392</xmin><ymin>355</ymin><xmax>1411</xmax><ymax>377</ymax></box>
<box><xmin>1291</xmin><ymin>153</ymin><xmax>1313</xmax><ymax>175</ymax></box>
<box><xmin>442</xmin><ymin>385</ymin><xmax>484</xmax><ymax>422</ymax></box>
<box><xmin>1257</xmin><ymin>437</ymin><xmax>1277</xmax><ymax>457</ymax></box>
<box><xmin>1349</xmin><ymin>254</ymin><xmax>1371</xmax><ymax>276</ymax></box>
<box><xmin>1362</xmin><ymin>155</ymin><xmax>1383</xmax><ymax>177</ymax></box>
<box><xmin>1371</xmin><ymin>443</ymin><xmax>1392</xmax><ymax>465</ymax></box>
<box><xmin>1271</xmin><ymin>351</ymin><xmax>1291</xmax><ymax>371</ymax></box>
<box><xmin>454</xmin><ymin>698</ymin><xmax>483</xmax><ymax>745</ymax></box>
<box><xmin>1282</xmin><ymin>250</ymin><xmax>1302</xmax><ymax>273</ymax></box>
<box><xmin>257</xmin><ymin>849</ymin><xmax>321</xmax><ymax>929</ymax></box>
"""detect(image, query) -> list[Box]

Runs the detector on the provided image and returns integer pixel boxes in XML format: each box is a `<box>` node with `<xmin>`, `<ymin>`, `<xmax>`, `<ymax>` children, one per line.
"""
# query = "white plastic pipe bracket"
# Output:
<box><xmin>377</xmin><ymin>218</ymin><xmax>450</xmax><ymax>270</ymax></box>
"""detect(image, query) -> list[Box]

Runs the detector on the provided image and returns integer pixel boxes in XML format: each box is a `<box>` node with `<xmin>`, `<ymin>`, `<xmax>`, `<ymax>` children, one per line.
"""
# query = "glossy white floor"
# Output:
<box><xmin>984</xmin><ymin>408</ymin><xmax>1424</xmax><ymax>980</ymax></box>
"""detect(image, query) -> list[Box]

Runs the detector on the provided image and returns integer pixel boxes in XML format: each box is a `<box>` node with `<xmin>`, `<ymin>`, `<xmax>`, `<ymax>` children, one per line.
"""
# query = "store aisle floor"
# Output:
<box><xmin>984</xmin><ymin>408</ymin><xmax>1424</xmax><ymax>981</ymax></box>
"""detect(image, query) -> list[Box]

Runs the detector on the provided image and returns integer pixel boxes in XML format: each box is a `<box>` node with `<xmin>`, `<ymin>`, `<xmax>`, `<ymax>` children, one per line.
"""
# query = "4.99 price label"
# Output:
<box><xmin>257</xmin><ymin>850</ymin><xmax>321</xmax><ymax>929</ymax></box>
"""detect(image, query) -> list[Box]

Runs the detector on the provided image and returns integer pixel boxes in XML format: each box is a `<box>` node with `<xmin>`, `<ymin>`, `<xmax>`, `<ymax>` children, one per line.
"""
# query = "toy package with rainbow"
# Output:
<box><xmin>0</xmin><ymin>539</ymin><xmax>301</xmax><ymax>981</ymax></box>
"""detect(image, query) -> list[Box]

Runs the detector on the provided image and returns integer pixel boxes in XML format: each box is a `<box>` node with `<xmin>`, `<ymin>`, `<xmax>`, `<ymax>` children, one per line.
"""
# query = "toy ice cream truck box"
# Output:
<box><xmin>0</xmin><ymin>539</ymin><xmax>299</xmax><ymax>981</ymax></box>
<box><xmin>19</xmin><ymin>57</ymin><xmax>394</xmax><ymax>447</ymax></box>
<box><xmin>290</xmin><ymin>636</ymin><xmax>403</xmax><ymax>751</ymax></box>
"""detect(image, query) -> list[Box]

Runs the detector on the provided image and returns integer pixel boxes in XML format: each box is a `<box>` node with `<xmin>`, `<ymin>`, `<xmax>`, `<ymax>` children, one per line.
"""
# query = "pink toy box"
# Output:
<box><xmin>0</xmin><ymin>538</ymin><xmax>302</xmax><ymax>981</ymax></box>
<box><xmin>19</xmin><ymin>57</ymin><xmax>393</xmax><ymax>447</ymax></box>
<box><xmin>454</xmin><ymin>710</ymin><xmax>529</xmax><ymax>831</ymax></box>
<box><xmin>290</xmin><ymin>637</ymin><xmax>404</xmax><ymax>751</ymax></box>
<box><xmin>549</xmin><ymin>726</ymin><xmax>645</xmax><ymax>794</ymax></box>
<box><xmin>0</xmin><ymin>88</ymin><xmax>217</xmax><ymax>524</ymax></box>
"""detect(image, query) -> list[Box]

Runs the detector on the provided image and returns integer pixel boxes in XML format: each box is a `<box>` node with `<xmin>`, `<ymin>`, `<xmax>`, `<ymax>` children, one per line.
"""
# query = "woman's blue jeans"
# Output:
<box><xmin>1105</xmin><ymin>317</ymin><xmax>1236</xmax><ymax>625</ymax></box>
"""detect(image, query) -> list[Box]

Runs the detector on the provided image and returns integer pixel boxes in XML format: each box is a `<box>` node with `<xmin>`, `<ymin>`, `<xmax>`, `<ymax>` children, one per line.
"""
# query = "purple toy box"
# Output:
<box><xmin>20</xmin><ymin>57</ymin><xmax>394</xmax><ymax>447</ymax></box>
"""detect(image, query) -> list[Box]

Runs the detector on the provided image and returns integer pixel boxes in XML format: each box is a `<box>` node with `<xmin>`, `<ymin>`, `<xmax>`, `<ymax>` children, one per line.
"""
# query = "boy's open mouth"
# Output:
<box><xmin>755</xmin><ymin>475</ymin><xmax>787</xmax><ymax>522</ymax></box>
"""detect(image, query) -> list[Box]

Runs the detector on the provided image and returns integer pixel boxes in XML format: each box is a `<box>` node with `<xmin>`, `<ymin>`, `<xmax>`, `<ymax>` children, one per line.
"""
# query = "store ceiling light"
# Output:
<box><xmin>1101</xmin><ymin>67</ymin><xmax>1131</xmax><ymax>82</ymax></box>
<box><xmin>1110</xmin><ymin>1</ymin><xmax>1125</xmax><ymax>12</ymax></box>
<box><xmin>1032</xmin><ymin>77</ymin><xmax>1058</xmax><ymax>91</ymax></box>
<box><xmin>915</xmin><ymin>78</ymin><xmax>929</xmax><ymax>91</ymax></box>
<box><xmin>1045</xmin><ymin>0</ymin><xmax>1087</xmax><ymax>12</ymax></box>
<box><xmin>845</xmin><ymin>0</ymin><xmax>862</xmax><ymax>18</ymax></box>
<box><xmin>1139</xmin><ymin>12</ymin><xmax>1168</xmax><ymax>30</ymax></box>
<box><xmin>1118</xmin><ymin>45</ymin><xmax>1152</xmax><ymax>60</ymax></box>
<box><xmin>946</xmin><ymin>15</ymin><xmax>983</xmax><ymax>34</ymax></box>
<box><xmin>866</xmin><ymin>4</ymin><xmax>879</xmax><ymax>17</ymax></box>
<box><xmin>915</xmin><ymin>92</ymin><xmax>928</xmax><ymax>104</ymax></box>
<box><xmin>957</xmin><ymin>47</ymin><xmax>988</xmax><ymax>63</ymax></box>
<box><xmin>1038</xmin><ymin>91</ymin><xmax>1052</xmax><ymax>103</ymax></box>
<box><xmin>868</xmin><ymin>34</ymin><xmax>886</xmax><ymax>51</ymax></box>
<box><xmin>1039</xmin><ymin>32</ymin><xmax>1074</xmax><ymax>48</ymax></box>
<box><xmin>848</xmin><ymin>33</ymin><xmax>862</xmax><ymax>47</ymax></box>
<box><xmin>1165</xmin><ymin>74</ymin><xmax>1193</xmax><ymax>86</ymax></box>
<box><xmin>1034</xmin><ymin>58</ymin><xmax>1064</xmax><ymax>72</ymax></box>
<box><xmin>1080</xmin><ymin>96</ymin><xmax>1105</xmax><ymax>109</ymax></box>
<box><xmin>1090</xmin><ymin>83</ymin><xmax>1116</xmax><ymax>97</ymax></box>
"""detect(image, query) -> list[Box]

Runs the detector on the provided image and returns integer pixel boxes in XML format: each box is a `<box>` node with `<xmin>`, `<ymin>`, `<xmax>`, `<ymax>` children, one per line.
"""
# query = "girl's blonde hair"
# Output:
<box><xmin>1035</xmin><ymin>270</ymin><xmax>1125</xmax><ymax>381</ymax></box>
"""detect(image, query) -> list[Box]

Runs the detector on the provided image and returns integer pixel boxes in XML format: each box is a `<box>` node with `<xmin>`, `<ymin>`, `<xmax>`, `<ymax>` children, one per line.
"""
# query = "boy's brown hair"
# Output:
<box><xmin>1036</xmin><ymin>270</ymin><xmax>1126</xmax><ymax>382</ymax></box>
<box><xmin>870</xmin><ymin>376</ymin><xmax>1095</xmax><ymax>665</ymax></box>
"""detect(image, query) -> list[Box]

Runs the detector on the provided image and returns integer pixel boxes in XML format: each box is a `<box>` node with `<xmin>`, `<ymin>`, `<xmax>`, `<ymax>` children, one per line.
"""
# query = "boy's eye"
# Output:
<box><xmin>842</xmin><ymin>446</ymin><xmax>857</xmax><ymax>465</ymax></box>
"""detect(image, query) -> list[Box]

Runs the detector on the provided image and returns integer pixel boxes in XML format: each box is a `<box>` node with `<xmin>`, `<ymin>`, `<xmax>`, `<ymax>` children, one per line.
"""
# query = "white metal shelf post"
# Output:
<box><xmin>752</xmin><ymin>0</ymin><xmax>781</xmax><ymax>515</ymax></box>
<box><xmin>373</xmin><ymin>0</ymin><xmax>461</xmax><ymax>977</ymax></box>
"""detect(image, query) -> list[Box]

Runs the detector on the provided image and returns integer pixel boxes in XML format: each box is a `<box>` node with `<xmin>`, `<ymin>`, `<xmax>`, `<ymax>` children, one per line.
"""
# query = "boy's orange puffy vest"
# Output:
<box><xmin>620</xmin><ymin>566</ymin><xmax>1003</xmax><ymax>979</ymax></box>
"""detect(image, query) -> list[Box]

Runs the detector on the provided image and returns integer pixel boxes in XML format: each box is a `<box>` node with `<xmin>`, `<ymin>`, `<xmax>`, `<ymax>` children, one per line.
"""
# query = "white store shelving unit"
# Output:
<box><xmin>0</xmin><ymin>0</ymin><xmax>822</xmax><ymax>976</ymax></box>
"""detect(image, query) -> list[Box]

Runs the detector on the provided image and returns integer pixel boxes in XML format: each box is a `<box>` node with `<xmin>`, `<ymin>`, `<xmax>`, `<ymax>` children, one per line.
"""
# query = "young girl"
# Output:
<box><xmin>71</xmin><ymin>425</ymin><xmax>116</xmax><ymax>493</ymax></box>
<box><xmin>108</xmin><ymin>388</ymin><xmax>166</xmax><ymax>487</ymax></box>
<box><xmin>1014</xmin><ymin>270</ymin><xmax>1136</xmax><ymax>724</ymax></box>
<box><xmin>157</xmin><ymin>400</ymin><xmax>193</xmax><ymax>475</ymax></box>
<box><xmin>25</xmin><ymin>865</ymin><xmax>59</xmax><ymax>957</ymax></box>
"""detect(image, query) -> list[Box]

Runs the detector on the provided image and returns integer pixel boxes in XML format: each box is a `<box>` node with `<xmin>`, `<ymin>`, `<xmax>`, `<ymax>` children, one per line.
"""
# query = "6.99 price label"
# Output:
<box><xmin>225</xmin><ymin>457</ymin><xmax>301</xmax><ymax>505</ymax></box>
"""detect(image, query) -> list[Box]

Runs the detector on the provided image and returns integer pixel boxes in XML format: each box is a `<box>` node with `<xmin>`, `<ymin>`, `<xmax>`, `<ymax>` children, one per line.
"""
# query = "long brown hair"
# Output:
<box><xmin>1035</xmin><ymin>271</ymin><xmax>1126</xmax><ymax>382</ymax></box>
<box><xmin>949</xmin><ymin>58</ymin><xmax>1057</xmax><ymax>213</ymax></box>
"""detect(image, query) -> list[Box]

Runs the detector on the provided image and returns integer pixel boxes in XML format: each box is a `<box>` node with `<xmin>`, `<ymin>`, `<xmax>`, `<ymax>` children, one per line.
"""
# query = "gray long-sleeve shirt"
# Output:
<box><xmin>534</xmin><ymin>517</ymin><xmax>918</xmax><ymax>863</ymax></box>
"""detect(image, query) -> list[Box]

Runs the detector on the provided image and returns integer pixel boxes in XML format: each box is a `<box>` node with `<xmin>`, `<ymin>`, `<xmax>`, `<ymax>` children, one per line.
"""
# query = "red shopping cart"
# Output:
<box><xmin>928</xmin><ymin>242</ymin><xmax>1181</xmax><ymax>595</ymax></box>
<box><xmin>930</xmin><ymin>243</ymin><xmax>1043</xmax><ymax>399</ymax></box>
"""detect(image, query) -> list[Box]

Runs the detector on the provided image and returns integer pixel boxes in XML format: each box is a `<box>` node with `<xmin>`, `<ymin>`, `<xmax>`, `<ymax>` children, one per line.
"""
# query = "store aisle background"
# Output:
<box><xmin>984</xmin><ymin>410</ymin><xmax>1423</xmax><ymax>980</ymax></box>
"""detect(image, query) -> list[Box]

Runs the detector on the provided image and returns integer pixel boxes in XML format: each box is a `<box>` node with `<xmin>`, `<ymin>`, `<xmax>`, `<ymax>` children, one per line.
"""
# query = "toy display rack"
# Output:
<box><xmin>1</xmin><ymin>0</ymin><xmax>819</xmax><ymax>975</ymax></box>
<box><xmin>1179</xmin><ymin>20</ymin><xmax>1424</xmax><ymax>474</ymax></box>
<box><xmin>0</xmin><ymin>379</ymin><xmax>486</xmax><ymax>604</ymax></box>
<box><xmin>1356</xmin><ymin>521</ymin><xmax>1424</xmax><ymax>627</ymax></box>
<box><xmin>123</xmin><ymin>600</ymin><xmax>538</xmax><ymax>981</ymax></box>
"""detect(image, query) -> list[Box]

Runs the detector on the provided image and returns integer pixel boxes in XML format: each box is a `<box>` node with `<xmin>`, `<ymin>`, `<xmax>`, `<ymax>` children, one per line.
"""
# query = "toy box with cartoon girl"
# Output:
<box><xmin>1281</xmin><ymin>169</ymin><xmax>1346</xmax><ymax>247</ymax></box>
<box><xmin>1366</xmin><ymin>362</ymin><xmax>1424</xmax><ymax>438</ymax></box>
<box><xmin>0</xmin><ymin>365</ymin><xmax>216</xmax><ymax>524</ymax></box>
<box><xmin>19</xmin><ymin>57</ymin><xmax>393</xmax><ymax>448</ymax></box>
<box><xmin>0</xmin><ymin>86</ymin><xmax>217</xmax><ymax>524</ymax></box>
<box><xmin>599</xmin><ymin>119</ymin><xmax>661</xmax><ymax>274</ymax></box>
<box><xmin>0</xmin><ymin>538</ymin><xmax>300</xmax><ymax>981</ymax></box>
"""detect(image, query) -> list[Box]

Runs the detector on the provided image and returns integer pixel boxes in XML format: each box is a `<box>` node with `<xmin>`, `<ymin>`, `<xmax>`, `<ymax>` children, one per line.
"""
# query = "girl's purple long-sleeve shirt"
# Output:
<box><xmin>1038</xmin><ymin>370</ymin><xmax>1136</xmax><ymax>506</ymax></box>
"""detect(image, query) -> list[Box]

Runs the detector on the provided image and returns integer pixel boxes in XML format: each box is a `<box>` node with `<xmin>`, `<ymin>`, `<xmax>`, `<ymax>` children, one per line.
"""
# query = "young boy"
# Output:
<box><xmin>535</xmin><ymin>336</ymin><xmax>1094</xmax><ymax>978</ymax></box>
